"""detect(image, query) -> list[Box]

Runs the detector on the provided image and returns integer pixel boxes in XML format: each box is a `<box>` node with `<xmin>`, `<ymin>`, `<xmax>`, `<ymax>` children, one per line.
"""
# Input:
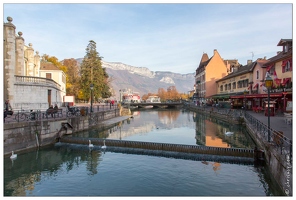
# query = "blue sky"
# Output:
<box><xmin>2</xmin><ymin>2</ymin><xmax>293</xmax><ymax>74</ymax></box>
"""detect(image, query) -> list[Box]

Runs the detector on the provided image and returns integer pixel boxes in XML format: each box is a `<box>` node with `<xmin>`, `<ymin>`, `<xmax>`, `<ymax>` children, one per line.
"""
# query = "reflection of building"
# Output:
<box><xmin>205</xmin><ymin>120</ymin><xmax>230</xmax><ymax>148</ymax></box>
<box><xmin>194</xmin><ymin>114</ymin><xmax>254</xmax><ymax>148</ymax></box>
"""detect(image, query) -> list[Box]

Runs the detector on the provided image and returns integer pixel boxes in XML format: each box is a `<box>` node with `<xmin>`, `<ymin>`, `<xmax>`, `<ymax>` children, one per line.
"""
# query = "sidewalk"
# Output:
<box><xmin>246</xmin><ymin>110</ymin><xmax>293</xmax><ymax>141</ymax></box>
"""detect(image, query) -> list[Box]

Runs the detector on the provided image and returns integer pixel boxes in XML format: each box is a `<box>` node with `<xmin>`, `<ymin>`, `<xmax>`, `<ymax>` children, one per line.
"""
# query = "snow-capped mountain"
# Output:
<box><xmin>77</xmin><ymin>59</ymin><xmax>195</xmax><ymax>99</ymax></box>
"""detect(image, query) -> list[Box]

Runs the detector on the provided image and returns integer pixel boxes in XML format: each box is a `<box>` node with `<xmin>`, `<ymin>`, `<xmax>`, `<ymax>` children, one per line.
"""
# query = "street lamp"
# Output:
<box><xmin>265</xmin><ymin>74</ymin><xmax>273</xmax><ymax>142</ymax></box>
<box><xmin>90</xmin><ymin>83</ymin><xmax>94</xmax><ymax>113</ymax></box>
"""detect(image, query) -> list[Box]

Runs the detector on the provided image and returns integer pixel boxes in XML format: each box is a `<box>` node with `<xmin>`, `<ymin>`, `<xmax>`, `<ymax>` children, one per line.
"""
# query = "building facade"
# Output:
<box><xmin>3</xmin><ymin>16</ymin><xmax>66</xmax><ymax>111</ymax></box>
<box><xmin>194</xmin><ymin>49</ymin><xmax>228</xmax><ymax>104</ymax></box>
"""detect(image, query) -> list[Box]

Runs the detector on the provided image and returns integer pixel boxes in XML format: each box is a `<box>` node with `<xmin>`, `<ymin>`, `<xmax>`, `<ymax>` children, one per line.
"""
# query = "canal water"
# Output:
<box><xmin>3</xmin><ymin>109</ymin><xmax>284</xmax><ymax>196</ymax></box>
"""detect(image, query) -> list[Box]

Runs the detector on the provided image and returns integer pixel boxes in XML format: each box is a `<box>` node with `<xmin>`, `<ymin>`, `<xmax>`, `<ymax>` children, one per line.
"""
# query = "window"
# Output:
<box><xmin>220</xmin><ymin>85</ymin><xmax>223</xmax><ymax>92</ymax></box>
<box><xmin>62</xmin><ymin>74</ymin><xmax>66</xmax><ymax>83</ymax></box>
<box><xmin>285</xmin><ymin>61</ymin><xmax>291</xmax><ymax>72</ymax></box>
<box><xmin>282</xmin><ymin>59</ymin><xmax>292</xmax><ymax>73</ymax></box>
<box><xmin>232</xmin><ymin>82</ymin><xmax>236</xmax><ymax>89</ymax></box>
<box><xmin>224</xmin><ymin>84</ymin><xmax>227</xmax><ymax>91</ymax></box>
<box><xmin>256</xmin><ymin>70</ymin><xmax>259</xmax><ymax>79</ymax></box>
<box><xmin>228</xmin><ymin>83</ymin><xmax>231</xmax><ymax>90</ymax></box>
<box><xmin>46</xmin><ymin>73</ymin><xmax>52</xmax><ymax>79</ymax></box>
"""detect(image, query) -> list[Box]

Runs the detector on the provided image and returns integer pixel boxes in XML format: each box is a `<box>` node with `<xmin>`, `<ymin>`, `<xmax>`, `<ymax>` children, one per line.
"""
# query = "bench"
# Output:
<box><xmin>43</xmin><ymin>108</ymin><xmax>63</xmax><ymax>118</ymax></box>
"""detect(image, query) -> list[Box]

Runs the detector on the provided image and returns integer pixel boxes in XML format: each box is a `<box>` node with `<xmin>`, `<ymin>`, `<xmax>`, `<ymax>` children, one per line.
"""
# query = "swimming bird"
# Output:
<box><xmin>10</xmin><ymin>151</ymin><xmax>17</xmax><ymax>160</ymax></box>
<box><xmin>225</xmin><ymin>131</ymin><xmax>234</xmax><ymax>136</ymax></box>
<box><xmin>89</xmin><ymin>140</ymin><xmax>94</xmax><ymax>148</ymax></box>
<box><xmin>101</xmin><ymin>139</ymin><xmax>107</xmax><ymax>149</ymax></box>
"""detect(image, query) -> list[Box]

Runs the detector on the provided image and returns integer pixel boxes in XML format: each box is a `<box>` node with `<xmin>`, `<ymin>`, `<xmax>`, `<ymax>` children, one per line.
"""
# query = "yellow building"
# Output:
<box><xmin>263</xmin><ymin>39</ymin><xmax>292</xmax><ymax>112</ymax></box>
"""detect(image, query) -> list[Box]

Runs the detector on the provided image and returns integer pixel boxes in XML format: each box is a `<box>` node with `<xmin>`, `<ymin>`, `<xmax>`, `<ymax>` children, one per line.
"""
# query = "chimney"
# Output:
<box><xmin>213</xmin><ymin>49</ymin><xmax>217</xmax><ymax>54</ymax></box>
<box><xmin>247</xmin><ymin>60</ymin><xmax>252</xmax><ymax>65</ymax></box>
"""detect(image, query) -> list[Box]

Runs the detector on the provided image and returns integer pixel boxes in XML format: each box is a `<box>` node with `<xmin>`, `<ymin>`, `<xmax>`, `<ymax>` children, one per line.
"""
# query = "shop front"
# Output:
<box><xmin>230</xmin><ymin>92</ymin><xmax>284</xmax><ymax>111</ymax></box>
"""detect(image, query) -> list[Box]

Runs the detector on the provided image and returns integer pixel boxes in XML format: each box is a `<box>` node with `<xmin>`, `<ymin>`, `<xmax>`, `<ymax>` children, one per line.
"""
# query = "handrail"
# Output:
<box><xmin>15</xmin><ymin>75</ymin><xmax>61</xmax><ymax>89</ymax></box>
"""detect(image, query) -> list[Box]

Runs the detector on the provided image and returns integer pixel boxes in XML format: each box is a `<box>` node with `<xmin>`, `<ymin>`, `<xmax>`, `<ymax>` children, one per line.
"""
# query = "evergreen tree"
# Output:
<box><xmin>80</xmin><ymin>40</ymin><xmax>111</xmax><ymax>101</ymax></box>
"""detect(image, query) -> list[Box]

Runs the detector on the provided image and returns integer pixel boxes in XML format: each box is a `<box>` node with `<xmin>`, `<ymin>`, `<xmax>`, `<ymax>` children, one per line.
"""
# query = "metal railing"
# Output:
<box><xmin>244</xmin><ymin>112</ymin><xmax>292</xmax><ymax>161</ymax></box>
<box><xmin>4</xmin><ymin>103</ymin><xmax>119</xmax><ymax>124</ymax></box>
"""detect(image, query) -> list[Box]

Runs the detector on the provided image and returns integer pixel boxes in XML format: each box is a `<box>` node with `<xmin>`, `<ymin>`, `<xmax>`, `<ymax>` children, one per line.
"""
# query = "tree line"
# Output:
<box><xmin>141</xmin><ymin>86</ymin><xmax>190</xmax><ymax>102</ymax></box>
<box><xmin>42</xmin><ymin>40</ymin><xmax>112</xmax><ymax>102</ymax></box>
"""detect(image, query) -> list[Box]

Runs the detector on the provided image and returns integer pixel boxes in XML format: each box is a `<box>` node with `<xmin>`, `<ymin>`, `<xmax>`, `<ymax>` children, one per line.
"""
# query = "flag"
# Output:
<box><xmin>273</xmin><ymin>70</ymin><xmax>277</xmax><ymax>79</ymax></box>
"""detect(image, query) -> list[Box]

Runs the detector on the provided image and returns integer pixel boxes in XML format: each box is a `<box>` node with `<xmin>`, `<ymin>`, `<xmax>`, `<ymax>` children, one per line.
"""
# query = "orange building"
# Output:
<box><xmin>194</xmin><ymin>49</ymin><xmax>228</xmax><ymax>103</ymax></box>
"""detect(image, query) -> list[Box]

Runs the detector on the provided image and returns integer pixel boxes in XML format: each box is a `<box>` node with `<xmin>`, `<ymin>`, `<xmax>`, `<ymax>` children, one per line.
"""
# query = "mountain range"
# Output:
<box><xmin>77</xmin><ymin>59</ymin><xmax>195</xmax><ymax>99</ymax></box>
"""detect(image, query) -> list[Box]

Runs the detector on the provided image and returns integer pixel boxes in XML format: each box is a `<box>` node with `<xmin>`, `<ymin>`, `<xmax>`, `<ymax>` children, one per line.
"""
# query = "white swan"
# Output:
<box><xmin>10</xmin><ymin>151</ymin><xmax>17</xmax><ymax>160</ymax></box>
<box><xmin>101</xmin><ymin>139</ymin><xmax>107</xmax><ymax>149</ymax></box>
<box><xmin>89</xmin><ymin>140</ymin><xmax>94</xmax><ymax>148</ymax></box>
<box><xmin>225</xmin><ymin>131</ymin><xmax>234</xmax><ymax>136</ymax></box>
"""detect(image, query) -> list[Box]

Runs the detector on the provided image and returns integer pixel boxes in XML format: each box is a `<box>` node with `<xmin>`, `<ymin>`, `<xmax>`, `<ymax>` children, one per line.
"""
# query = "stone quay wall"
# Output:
<box><xmin>4</xmin><ymin>109</ymin><xmax>120</xmax><ymax>156</ymax></box>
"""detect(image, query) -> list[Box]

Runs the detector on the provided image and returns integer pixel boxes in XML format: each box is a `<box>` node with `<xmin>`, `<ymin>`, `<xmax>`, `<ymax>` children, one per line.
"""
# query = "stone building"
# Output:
<box><xmin>3</xmin><ymin>16</ymin><xmax>66</xmax><ymax>111</ymax></box>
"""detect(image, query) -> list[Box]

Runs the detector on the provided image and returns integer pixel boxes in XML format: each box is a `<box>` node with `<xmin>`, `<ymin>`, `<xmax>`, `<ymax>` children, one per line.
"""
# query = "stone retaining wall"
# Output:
<box><xmin>4</xmin><ymin>109</ymin><xmax>119</xmax><ymax>156</ymax></box>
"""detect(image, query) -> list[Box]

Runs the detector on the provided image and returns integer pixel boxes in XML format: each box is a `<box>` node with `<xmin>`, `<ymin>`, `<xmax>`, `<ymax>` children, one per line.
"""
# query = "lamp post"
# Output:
<box><xmin>90</xmin><ymin>83</ymin><xmax>94</xmax><ymax>113</ymax></box>
<box><xmin>265</xmin><ymin>74</ymin><xmax>273</xmax><ymax>142</ymax></box>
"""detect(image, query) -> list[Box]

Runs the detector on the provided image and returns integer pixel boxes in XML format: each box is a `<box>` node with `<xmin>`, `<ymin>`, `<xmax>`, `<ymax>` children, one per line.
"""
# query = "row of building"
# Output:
<box><xmin>3</xmin><ymin>16</ymin><xmax>293</xmax><ymax>113</ymax></box>
<box><xmin>193</xmin><ymin>39</ymin><xmax>292</xmax><ymax>113</ymax></box>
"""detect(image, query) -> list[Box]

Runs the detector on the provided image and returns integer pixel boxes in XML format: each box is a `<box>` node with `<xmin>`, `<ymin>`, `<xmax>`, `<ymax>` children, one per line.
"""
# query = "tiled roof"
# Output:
<box><xmin>263</xmin><ymin>50</ymin><xmax>292</xmax><ymax>67</ymax></box>
<box><xmin>217</xmin><ymin>61</ymin><xmax>255</xmax><ymax>82</ymax></box>
<box><xmin>40</xmin><ymin>62</ymin><xmax>60</xmax><ymax>70</ymax></box>
<box><xmin>224</xmin><ymin>59</ymin><xmax>240</xmax><ymax>66</ymax></box>
<box><xmin>277</xmin><ymin>39</ymin><xmax>292</xmax><ymax>46</ymax></box>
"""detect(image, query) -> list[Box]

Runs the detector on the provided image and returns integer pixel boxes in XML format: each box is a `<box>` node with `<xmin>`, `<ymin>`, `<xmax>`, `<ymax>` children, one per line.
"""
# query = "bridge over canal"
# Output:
<box><xmin>59</xmin><ymin>137</ymin><xmax>256</xmax><ymax>164</ymax></box>
<box><xmin>124</xmin><ymin>102</ymin><xmax>183</xmax><ymax>109</ymax></box>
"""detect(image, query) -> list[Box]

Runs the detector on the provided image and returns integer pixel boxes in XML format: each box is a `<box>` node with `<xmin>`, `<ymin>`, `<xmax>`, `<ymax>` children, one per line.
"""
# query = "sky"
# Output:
<box><xmin>2</xmin><ymin>1</ymin><xmax>293</xmax><ymax>74</ymax></box>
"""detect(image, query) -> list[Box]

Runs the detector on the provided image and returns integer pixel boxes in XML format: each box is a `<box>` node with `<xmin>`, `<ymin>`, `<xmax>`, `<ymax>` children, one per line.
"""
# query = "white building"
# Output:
<box><xmin>3</xmin><ymin>16</ymin><xmax>66</xmax><ymax>111</ymax></box>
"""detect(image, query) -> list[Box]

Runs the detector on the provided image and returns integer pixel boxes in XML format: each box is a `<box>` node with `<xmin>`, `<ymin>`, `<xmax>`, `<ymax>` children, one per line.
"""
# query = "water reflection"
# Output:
<box><xmin>72</xmin><ymin>109</ymin><xmax>255</xmax><ymax>149</ymax></box>
<box><xmin>3</xmin><ymin>109</ymin><xmax>283</xmax><ymax>196</ymax></box>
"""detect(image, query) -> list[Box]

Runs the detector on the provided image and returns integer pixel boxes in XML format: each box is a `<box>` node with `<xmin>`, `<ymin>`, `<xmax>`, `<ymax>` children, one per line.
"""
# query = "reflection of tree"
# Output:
<box><xmin>5</xmin><ymin>172</ymin><xmax>41</xmax><ymax>196</ymax></box>
<box><xmin>158</xmin><ymin>110</ymin><xmax>180</xmax><ymax>124</ymax></box>
<box><xmin>86</xmin><ymin>150</ymin><xmax>101</xmax><ymax>175</ymax></box>
<box><xmin>4</xmin><ymin>146</ymin><xmax>104</xmax><ymax>196</ymax></box>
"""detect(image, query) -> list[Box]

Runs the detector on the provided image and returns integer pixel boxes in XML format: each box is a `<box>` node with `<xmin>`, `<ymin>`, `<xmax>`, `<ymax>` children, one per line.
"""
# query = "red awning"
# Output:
<box><xmin>282</xmin><ymin>77</ymin><xmax>291</xmax><ymax>86</ymax></box>
<box><xmin>253</xmin><ymin>83</ymin><xmax>258</xmax><ymax>88</ymax></box>
<box><xmin>275</xmin><ymin>78</ymin><xmax>282</xmax><ymax>85</ymax></box>
<box><xmin>230</xmin><ymin>93</ymin><xmax>283</xmax><ymax>99</ymax></box>
<box><xmin>266</xmin><ymin>65</ymin><xmax>273</xmax><ymax>72</ymax></box>
<box><xmin>247</xmin><ymin>85</ymin><xmax>251</xmax><ymax>89</ymax></box>
<box><xmin>260</xmin><ymin>83</ymin><xmax>265</xmax><ymax>87</ymax></box>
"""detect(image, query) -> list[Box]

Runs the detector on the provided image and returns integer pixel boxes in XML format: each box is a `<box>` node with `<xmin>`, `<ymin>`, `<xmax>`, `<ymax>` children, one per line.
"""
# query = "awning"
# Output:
<box><xmin>282</xmin><ymin>77</ymin><xmax>291</xmax><ymax>86</ymax></box>
<box><xmin>260</xmin><ymin>83</ymin><xmax>265</xmax><ymax>87</ymax></box>
<box><xmin>266</xmin><ymin>65</ymin><xmax>273</xmax><ymax>72</ymax></box>
<box><xmin>230</xmin><ymin>93</ymin><xmax>283</xmax><ymax>99</ymax></box>
<box><xmin>275</xmin><ymin>78</ymin><xmax>282</xmax><ymax>85</ymax></box>
<box><xmin>211</xmin><ymin>94</ymin><xmax>230</xmax><ymax>99</ymax></box>
<box><xmin>247</xmin><ymin>85</ymin><xmax>251</xmax><ymax>89</ymax></box>
<box><xmin>253</xmin><ymin>83</ymin><xmax>258</xmax><ymax>88</ymax></box>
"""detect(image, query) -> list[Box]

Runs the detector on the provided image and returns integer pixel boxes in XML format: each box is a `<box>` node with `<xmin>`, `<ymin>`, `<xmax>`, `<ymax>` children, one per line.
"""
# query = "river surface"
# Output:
<box><xmin>3</xmin><ymin>109</ymin><xmax>284</xmax><ymax>196</ymax></box>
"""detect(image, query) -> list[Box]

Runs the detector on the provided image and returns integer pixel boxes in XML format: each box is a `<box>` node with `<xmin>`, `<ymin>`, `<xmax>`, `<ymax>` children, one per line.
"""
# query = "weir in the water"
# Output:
<box><xmin>54</xmin><ymin>141</ymin><xmax>254</xmax><ymax>165</ymax></box>
<box><xmin>59</xmin><ymin>137</ymin><xmax>255</xmax><ymax>163</ymax></box>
